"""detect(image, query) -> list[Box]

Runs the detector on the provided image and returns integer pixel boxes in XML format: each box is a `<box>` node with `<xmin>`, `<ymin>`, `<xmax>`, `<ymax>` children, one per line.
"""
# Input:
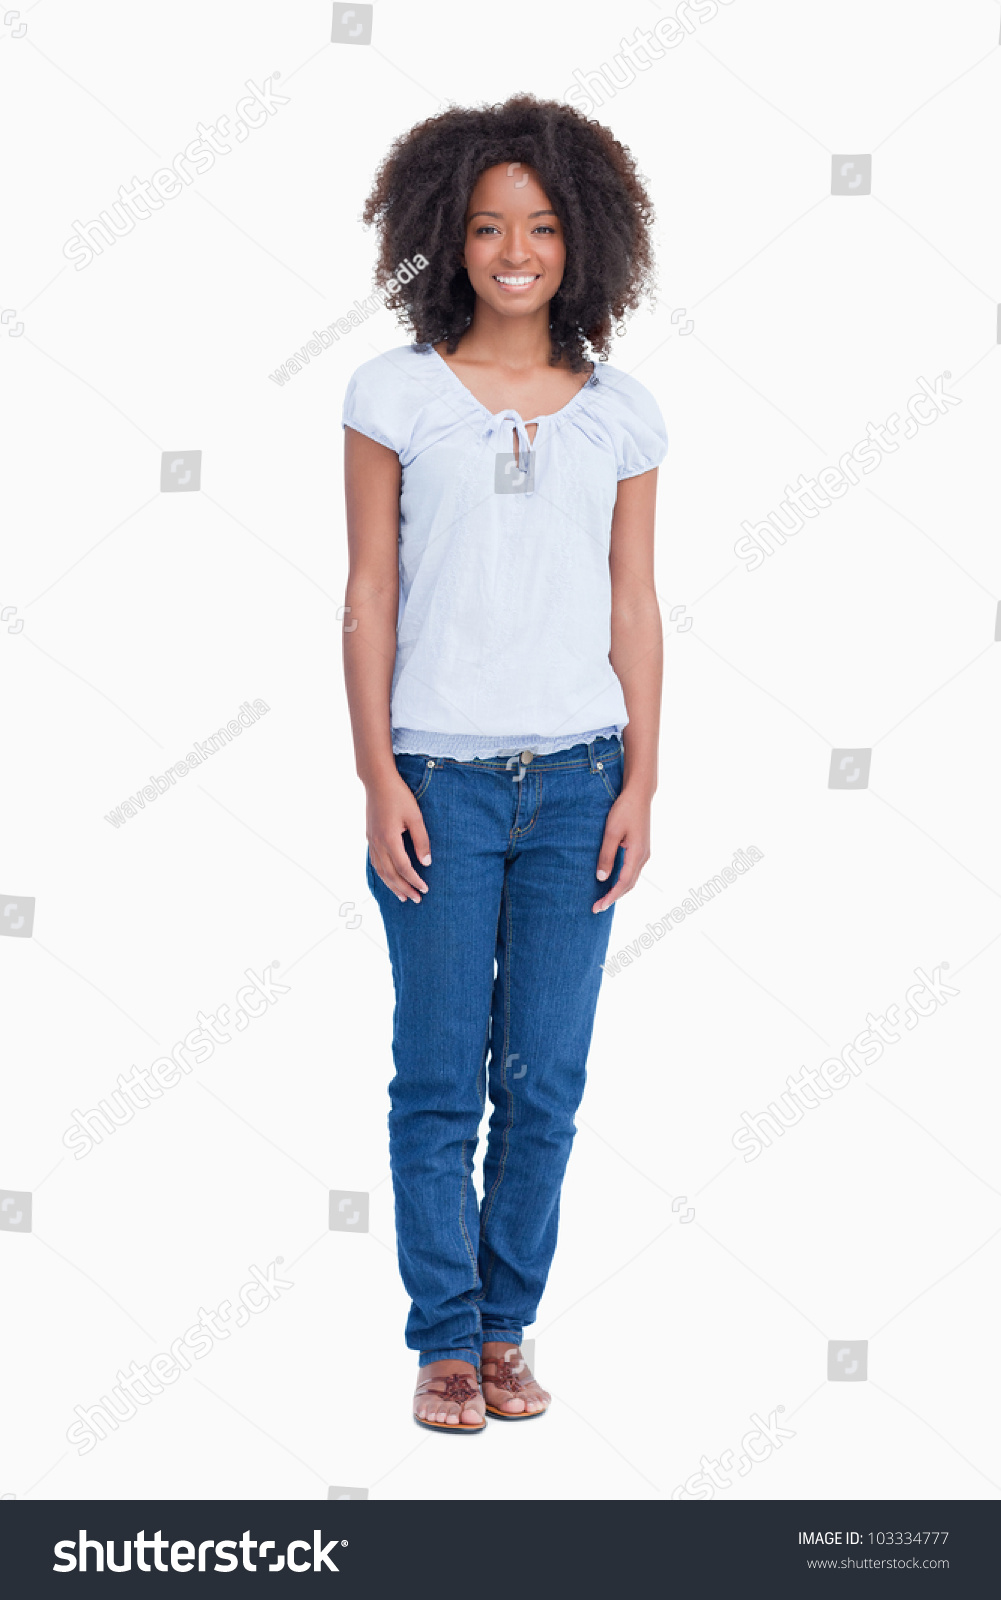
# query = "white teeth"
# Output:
<box><xmin>494</xmin><ymin>275</ymin><xmax>538</xmax><ymax>285</ymax></box>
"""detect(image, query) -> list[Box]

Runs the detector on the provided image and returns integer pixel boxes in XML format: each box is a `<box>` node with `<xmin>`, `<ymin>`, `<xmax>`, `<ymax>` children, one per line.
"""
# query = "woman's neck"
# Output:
<box><xmin>449</xmin><ymin>302</ymin><xmax>558</xmax><ymax>371</ymax></box>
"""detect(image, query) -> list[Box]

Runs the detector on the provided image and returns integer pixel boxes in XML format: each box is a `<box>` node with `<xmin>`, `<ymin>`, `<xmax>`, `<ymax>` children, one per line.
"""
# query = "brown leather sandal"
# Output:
<box><xmin>413</xmin><ymin>1368</ymin><xmax>487</xmax><ymax>1433</ymax></box>
<box><xmin>479</xmin><ymin>1349</ymin><xmax>549</xmax><ymax>1421</ymax></box>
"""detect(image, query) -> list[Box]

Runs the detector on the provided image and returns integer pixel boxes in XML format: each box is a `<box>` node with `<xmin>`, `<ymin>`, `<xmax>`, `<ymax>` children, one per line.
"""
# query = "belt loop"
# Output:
<box><xmin>587</xmin><ymin>738</ymin><xmax>598</xmax><ymax>773</ymax></box>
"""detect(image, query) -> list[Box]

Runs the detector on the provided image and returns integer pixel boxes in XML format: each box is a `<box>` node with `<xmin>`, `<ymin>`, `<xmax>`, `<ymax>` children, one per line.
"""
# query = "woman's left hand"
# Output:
<box><xmin>592</xmin><ymin>785</ymin><xmax>651</xmax><ymax>913</ymax></box>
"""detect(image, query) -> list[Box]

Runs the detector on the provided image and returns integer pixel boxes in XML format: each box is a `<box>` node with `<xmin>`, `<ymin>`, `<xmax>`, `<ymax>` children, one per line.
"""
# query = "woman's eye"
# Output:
<box><xmin>471</xmin><ymin>223</ymin><xmax>556</xmax><ymax>237</ymax></box>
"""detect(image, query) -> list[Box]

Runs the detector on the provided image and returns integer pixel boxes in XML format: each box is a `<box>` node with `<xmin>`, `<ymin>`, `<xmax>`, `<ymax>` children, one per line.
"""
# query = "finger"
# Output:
<box><xmin>595</xmin><ymin>816</ymin><xmax>625</xmax><ymax>885</ymax></box>
<box><xmin>387</xmin><ymin>838</ymin><xmax>429</xmax><ymax>901</ymax></box>
<box><xmin>405</xmin><ymin>804</ymin><xmax>432</xmax><ymax>869</ymax></box>
<box><xmin>370</xmin><ymin>833</ymin><xmax>430</xmax><ymax>900</ymax></box>
<box><xmin>370</xmin><ymin>847</ymin><xmax>413</xmax><ymax>903</ymax></box>
<box><xmin>593</xmin><ymin>851</ymin><xmax>646</xmax><ymax>913</ymax></box>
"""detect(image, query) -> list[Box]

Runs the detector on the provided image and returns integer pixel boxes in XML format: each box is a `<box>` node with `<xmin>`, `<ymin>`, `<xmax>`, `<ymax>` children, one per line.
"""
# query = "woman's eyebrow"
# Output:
<box><xmin>467</xmin><ymin>209</ymin><xmax>559</xmax><ymax>221</ymax></box>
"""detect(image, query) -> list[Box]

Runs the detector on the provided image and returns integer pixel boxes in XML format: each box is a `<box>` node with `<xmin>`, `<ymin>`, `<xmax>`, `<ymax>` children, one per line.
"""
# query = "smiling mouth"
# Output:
<box><xmin>492</xmin><ymin>274</ymin><xmax>541</xmax><ymax>292</ymax></box>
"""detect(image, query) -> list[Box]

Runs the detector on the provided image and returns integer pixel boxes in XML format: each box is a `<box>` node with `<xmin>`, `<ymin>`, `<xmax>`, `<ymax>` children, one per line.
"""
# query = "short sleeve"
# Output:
<box><xmin>604</xmin><ymin>370</ymin><xmax>669</xmax><ymax>481</ymax></box>
<box><xmin>341</xmin><ymin>352</ymin><xmax>417</xmax><ymax>458</ymax></box>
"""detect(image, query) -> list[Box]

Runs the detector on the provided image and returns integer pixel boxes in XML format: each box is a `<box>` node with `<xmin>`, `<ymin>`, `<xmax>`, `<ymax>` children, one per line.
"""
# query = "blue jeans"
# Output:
<box><xmin>366</xmin><ymin>735</ymin><xmax>624</xmax><ymax>1366</ymax></box>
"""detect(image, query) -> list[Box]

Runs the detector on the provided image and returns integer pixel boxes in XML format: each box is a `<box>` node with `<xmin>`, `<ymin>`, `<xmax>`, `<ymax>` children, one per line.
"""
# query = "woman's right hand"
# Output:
<box><xmin>366</xmin><ymin>772</ymin><xmax>432</xmax><ymax>904</ymax></box>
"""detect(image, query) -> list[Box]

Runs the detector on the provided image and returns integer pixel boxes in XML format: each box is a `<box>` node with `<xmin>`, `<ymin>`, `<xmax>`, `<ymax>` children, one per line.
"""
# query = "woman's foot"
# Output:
<box><xmin>480</xmin><ymin>1343</ymin><xmax>551</xmax><ymax>1418</ymax></box>
<box><xmin>413</xmin><ymin>1360</ymin><xmax>486</xmax><ymax>1430</ymax></box>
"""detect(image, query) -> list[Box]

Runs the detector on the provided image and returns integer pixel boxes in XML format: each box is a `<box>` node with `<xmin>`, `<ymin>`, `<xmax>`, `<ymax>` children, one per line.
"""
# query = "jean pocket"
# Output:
<box><xmin>597</xmin><ymin>750</ymin><xmax>623</xmax><ymax>803</ymax></box>
<box><xmin>396</xmin><ymin>754</ymin><xmax>435</xmax><ymax>802</ymax></box>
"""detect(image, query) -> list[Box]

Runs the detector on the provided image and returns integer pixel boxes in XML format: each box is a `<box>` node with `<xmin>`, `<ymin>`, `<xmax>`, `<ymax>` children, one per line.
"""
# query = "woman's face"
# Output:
<box><xmin>460</xmin><ymin>162</ymin><xmax>566</xmax><ymax>319</ymax></box>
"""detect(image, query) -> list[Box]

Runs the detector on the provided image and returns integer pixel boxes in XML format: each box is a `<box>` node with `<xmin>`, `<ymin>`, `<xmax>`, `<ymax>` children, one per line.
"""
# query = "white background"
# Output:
<box><xmin>1</xmin><ymin>0</ymin><xmax>999</xmax><ymax>1503</ymax></box>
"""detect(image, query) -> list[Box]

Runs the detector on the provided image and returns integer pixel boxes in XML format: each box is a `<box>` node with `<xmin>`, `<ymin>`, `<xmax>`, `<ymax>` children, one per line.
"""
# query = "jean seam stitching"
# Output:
<box><xmin>456</xmin><ymin>1289</ymin><xmax>482</xmax><ymax>1343</ymax></box>
<box><xmin>396</xmin><ymin>756</ymin><xmax>434</xmax><ymax>800</ymax></box>
<box><xmin>480</xmin><ymin>879</ymin><xmax>515</xmax><ymax>1238</ymax></box>
<box><xmin>511</xmin><ymin>773</ymin><xmax>541</xmax><ymax>839</ymax></box>
<box><xmin>457</xmin><ymin>1140</ymin><xmax>478</xmax><ymax>1276</ymax></box>
<box><xmin>464</xmin><ymin>760</ymin><xmax>600</xmax><ymax>773</ymax></box>
<box><xmin>471</xmin><ymin>1006</ymin><xmax>492</xmax><ymax>1310</ymax></box>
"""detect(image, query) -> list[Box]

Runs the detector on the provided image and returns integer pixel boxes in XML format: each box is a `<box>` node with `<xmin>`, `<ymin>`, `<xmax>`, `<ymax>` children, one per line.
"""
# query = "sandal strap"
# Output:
<box><xmin>414</xmin><ymin>1372</ymin><xmax>480</xmax><ymax>1403</ymax></box>
<box><xmin>479</xmin><ymin>1353</ymin><xmax>532</xmax><ymax>1393</ymax></box>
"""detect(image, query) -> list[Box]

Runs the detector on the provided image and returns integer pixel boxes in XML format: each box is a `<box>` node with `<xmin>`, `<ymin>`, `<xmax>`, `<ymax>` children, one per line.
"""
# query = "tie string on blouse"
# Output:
<box><xmin>488</xmin><ymin>409</ymin><xmax>536</xmax><ymax>496</ymax></box>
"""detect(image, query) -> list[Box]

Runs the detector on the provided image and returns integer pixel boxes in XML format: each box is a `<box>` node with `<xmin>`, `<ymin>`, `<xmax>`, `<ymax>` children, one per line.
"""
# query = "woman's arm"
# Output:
<box><xmin>593</xmin><ymin>466</ymin><xmax>663</xmax><ymax>912</ymax></box>
<box><xmin>343</xmin><ymin>426</ymin><xmax>430</xmax><ymax>904</ymax></box>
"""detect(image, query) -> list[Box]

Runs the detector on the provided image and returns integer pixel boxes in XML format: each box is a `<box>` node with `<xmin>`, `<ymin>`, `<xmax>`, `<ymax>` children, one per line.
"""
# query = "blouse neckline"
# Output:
<box><xmin>427</xmin><ymin>345</ymin><xmax>599</xmax><ymax>429</ymax></box>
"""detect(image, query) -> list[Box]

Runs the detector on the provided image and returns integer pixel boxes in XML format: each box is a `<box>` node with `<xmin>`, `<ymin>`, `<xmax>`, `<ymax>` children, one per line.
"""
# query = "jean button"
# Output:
<box><xmin>596</xmin><ymin>761</ymin><xmax>604</xmax><ymax>770</ymax></box>
<box><xmin>520</xmin><ymin>750</ymin><xmax>534</xmax><ymax>764</ymax></box>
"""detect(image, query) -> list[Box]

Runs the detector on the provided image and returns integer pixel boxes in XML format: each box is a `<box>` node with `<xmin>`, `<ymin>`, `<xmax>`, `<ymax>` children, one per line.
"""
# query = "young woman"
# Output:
<box><xmin>342</xmin><ymin>94</ymin><xmax>667</xmax><ymax>1433</ymax></box>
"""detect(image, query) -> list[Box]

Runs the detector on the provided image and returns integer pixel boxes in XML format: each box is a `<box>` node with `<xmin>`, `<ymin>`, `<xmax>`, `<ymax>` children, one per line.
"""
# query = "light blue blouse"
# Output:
<box><xmin>342</xmin><ymin>343</ymin><xmax>668</xmax><ymax>760</ymax></box>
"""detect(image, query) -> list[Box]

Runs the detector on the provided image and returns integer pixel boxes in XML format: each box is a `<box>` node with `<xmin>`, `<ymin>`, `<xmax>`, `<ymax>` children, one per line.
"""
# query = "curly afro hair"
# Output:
<box><xmin>361</xmin><ymin>92</ymin><xmax>657</xmax><ymax>373</ymax></box>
